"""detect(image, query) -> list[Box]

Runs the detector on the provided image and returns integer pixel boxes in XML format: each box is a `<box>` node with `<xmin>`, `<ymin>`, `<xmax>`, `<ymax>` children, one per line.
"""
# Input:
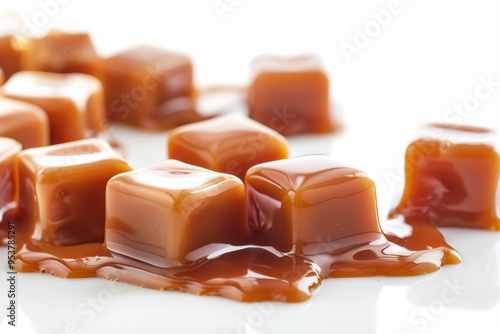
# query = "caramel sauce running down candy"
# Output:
<box><xmin>0</xmin><ymin>35</ymin><xmax>22</xmax><ymax>79</ymax></box>
<box><xmin>12</xmin><ymin>152</ymin><xmax>460</xmax><ymax>302</ymax></box>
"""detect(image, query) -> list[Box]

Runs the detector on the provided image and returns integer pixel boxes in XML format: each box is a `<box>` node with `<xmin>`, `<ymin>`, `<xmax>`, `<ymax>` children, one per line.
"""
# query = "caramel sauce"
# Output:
<box><xmin>12</xmin><ymin>220</ymin><xmax>459</xmax><ymax>302</ymax></box>
<box><xmin>9</xmin><ymin>153</ymin><xmax>461</xmax><ymax>303</ymax></box>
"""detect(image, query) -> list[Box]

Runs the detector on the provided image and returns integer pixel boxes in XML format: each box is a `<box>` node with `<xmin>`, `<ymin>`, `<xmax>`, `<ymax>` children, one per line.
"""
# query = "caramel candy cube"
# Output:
<box><xmin>1</xmin><ymin>71</ymin><xmax>107</xmax><ymax>144</ymax></box>
<box><xmin>168</xmin><ymin>115</ymin><xmax>289</xmax><ymax>180</ymax></box>
<box><xmin>389</xmin><ymin>124</ymin><xmax>500</xmax><ymax>230</ymax></box>
<box><xmin>21</xmin><ymin>30</ymin><xmax>102</xmax><ymax>79</ymax></box>
<box><xmin>0</xmin><ymin>97</ymin><xmax>49</xmax><ymax>148</ymax></box>
<box><xmin>248</xmin><ymin>55</ymin><xmax>336</xmax><ymax>136</ymax></box>
<box><xmin>17</xmin><ymin>139</ymin><xmax>132</xmax><ymax>246</ymax></box>
<box><xmin>0</xmin><ymin>35</ymin><xmax>22</xmax><ymax>79</ymax></box>
<box><xmin>103</xmin><ymin>46</ymin><xmax>194</xmax><ymax>129</ymax></box>
<box><xmin>106</xmin><ymin>160</ymin><xmax>249</xmax><ymax>266</ymax></box>
<box><xmin>246</xmin><ymin>155</ymin><xmax>382</xmax><ymax>254</ymax></box>
<box><xmin>0</xmin><ymin>67</ymin><xmax>4</xmax><ymax>85</ymax></box>
<box><xmin>0</xmin><ymin>138</ymin><xmax>22</xmax><ymax>242</ymax></box>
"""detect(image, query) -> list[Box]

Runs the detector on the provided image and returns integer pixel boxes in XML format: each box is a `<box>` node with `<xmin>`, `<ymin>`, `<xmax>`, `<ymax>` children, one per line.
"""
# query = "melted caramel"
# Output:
<box><xmin>9</xmin><ymin>154</ymin><xmax>460</xmax><ymax>302</ymax></box>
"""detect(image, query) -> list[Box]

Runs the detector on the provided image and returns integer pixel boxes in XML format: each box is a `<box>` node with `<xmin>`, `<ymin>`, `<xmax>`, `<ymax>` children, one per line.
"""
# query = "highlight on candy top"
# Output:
<box><xmin>389</xmin><ymin>123</ymin><xmax>500</xmax><ymax>231</ymax></box>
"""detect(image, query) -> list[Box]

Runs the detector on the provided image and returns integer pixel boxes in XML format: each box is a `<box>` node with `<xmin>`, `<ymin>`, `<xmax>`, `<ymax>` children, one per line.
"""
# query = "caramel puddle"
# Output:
<box><xmin>12</xmin><ymin>217</ymin><xmax>460</xmax><ymax>302</ymax></box>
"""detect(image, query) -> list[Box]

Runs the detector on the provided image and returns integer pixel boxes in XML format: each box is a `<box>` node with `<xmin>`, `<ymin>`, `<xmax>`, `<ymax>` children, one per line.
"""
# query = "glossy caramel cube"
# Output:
<box><xmin>0</xmin><ymin>138</ymin><xmax>21</xmax><ymax>243</ymax></box>
<box><xmin>168</xmin><ymin>115</ymin><xmax>289</xmax><ymax>180</ymax></box>
<box><xmin>0</xmin><ymin>35</ymin><xmax>22</xmax><ymax>79</ymax></box>
<box><xmin>0</xmin><ymin>97</ymin><xmax>49</xmax><ymax>148</ymax></box>
<box><xmin>106</xmin><ymin>160</ymin><xmax>249</xmax><ymax>266</ymax></box>
<box><xmin>246</xmin><ymin>155</ymin><xmax>382</xmax><ymax>254</ymax></box>
<box><xmin>248</xmin><ymin>55</ymin><xmax>336</xmax><ymax>136</ymax></box>
<box><xmin>103</xmin><ymin>46</ymin><xmax>194</xmax><ymax>129</ymax></box>
<box><xmin>0</xmin><ymin>67</ymin><xmax>4</xmax><ymax>85</ymax></box>
<box><xmin>20</xmin><ymin>30</ymin><xmax>102</xmax><ymax>78</ymax></box>
<box><xmin>389</xmin><ymin>124</ymin><xmax>500</xmax><ymax>230</ymax></box>
<box><xmin>17</xmin><ymin>139</ymin><xmax>132</xmax><ymax>246</ymax></box>
<box><xmin>1</xmin><ymin>71</ymin><xmax>107</xmax><ymax>144</ymax></box>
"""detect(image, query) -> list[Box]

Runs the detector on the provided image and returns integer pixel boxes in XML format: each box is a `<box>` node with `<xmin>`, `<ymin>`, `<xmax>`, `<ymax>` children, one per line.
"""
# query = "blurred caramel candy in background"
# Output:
<box><xmin>248</xmin><ymin>55</ymin><xmax>338</xmax><ymax>136</ymax></box>
<box><xmin>1</xmin><ymin>71</ymin><xmax>107</xmax><ymax>144</ymax></box>
<box><xmin>0</xmin><ymin>97</ymin><xmax>49</xmax><ymax>149</ymax></box>
<box><xmin>20</xmin><ymin>30</ymin><xmax>103</xmax><ymax>79</ymax></box>
<box><xmin>103</xmin><ymin>46</ymin><xmax>196</xmax><ymax>130</ymax></box>
<box><xmin>0</xmin><ymin>35</ymin><xmax>22</xmax><ymax>79</ymax></box>
<box><xmin>168</xmin><ymin>115</ymin><xmax>289</xmax><ymax>180</ymax></box>
<box><xmin>0</xmin><ymin>27</ymin><xmax>471</xmax><ymax>302</ymax></box>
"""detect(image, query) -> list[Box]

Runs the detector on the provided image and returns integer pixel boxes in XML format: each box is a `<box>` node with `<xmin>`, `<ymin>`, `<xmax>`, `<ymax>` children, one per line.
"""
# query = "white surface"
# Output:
<box><xmin>1</xmin><ymin>0</ymin><xmax>500</xmax><ymax>333</ymax></box>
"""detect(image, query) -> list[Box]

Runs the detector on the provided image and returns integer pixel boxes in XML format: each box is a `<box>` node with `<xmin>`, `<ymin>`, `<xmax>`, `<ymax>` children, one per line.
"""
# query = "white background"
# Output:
<box><xmin>1</xmin><ymin>0</ymin><xmax>500</xmax><ymax>333</ymax></box>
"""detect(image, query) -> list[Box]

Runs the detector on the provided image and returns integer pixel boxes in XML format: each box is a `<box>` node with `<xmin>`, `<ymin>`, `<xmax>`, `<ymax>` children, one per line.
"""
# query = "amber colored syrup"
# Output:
<box><xmin>11</xmin><ymin>213</ymin><xmax>460</xmax><ymax>302</ymax></box>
